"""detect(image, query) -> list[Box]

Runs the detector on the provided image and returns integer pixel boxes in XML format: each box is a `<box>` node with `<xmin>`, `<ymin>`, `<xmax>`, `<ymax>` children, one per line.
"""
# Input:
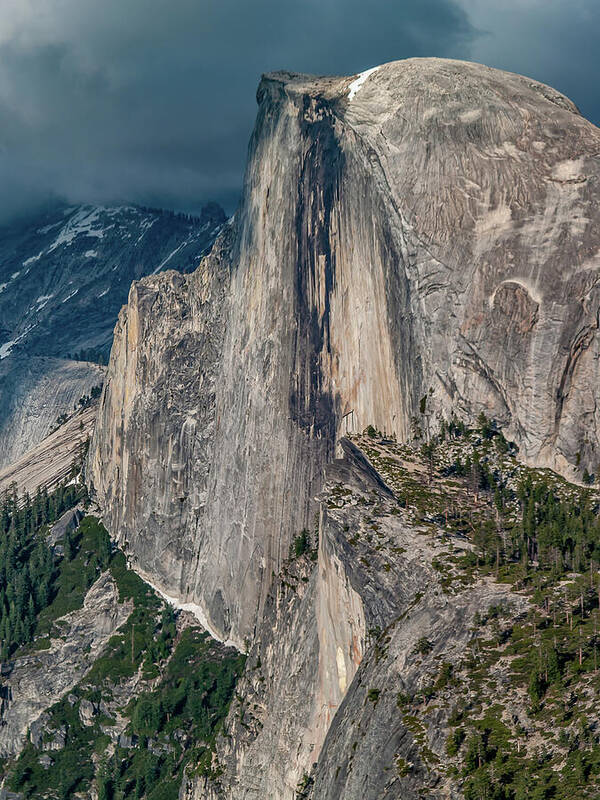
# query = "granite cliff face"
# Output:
<box><xmin>90</xmin><ymin>58</ymin><xmax>600</xmax><ymax>652</ymax></box>
<box><xmin>0</xmin><ymin>58</ymin><xmax>597</xmax><ymax>800</ymax></box>
<box><xmin>180</xmin><ymin>440</ymin><xmax>439</xmax><ymax>800</ymax></box>
<box><xmin>181</xmin><ymin>435</ymin><xmax>532</xmax><ymax>800</ymax></box>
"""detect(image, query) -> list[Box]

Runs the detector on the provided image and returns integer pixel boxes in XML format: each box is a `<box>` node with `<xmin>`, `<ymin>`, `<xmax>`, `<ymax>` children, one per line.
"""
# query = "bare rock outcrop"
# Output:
<box><xmin>0</xmin><ymin>357</ymin><xmax>103</xmax><ymax>471</ymax></box>
<box><xmin>0</xmin><ymin>572</ymin><xmax>131</xmax><ymax>757</ymax></box>
<box><xmin>182</xmin><ymin>437</ymin><xmax>528</xmax><ymax>800</ymax></box>
<box><xmin>90</xmin><ymin>58</ymin><xmax>600</xmax><ymax>648</ymax></box>
<box><xmin>0</xmin><ymin>403</ymin><xmax>98</xmax><ymax>496</ymax></box>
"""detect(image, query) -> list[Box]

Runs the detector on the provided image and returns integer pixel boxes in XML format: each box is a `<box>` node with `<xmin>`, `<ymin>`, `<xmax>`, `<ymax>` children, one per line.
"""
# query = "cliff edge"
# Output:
<box><xmin>89</xmin><ymin>57</ymin><xmax>600</xmax><ymax>647</ymax></box>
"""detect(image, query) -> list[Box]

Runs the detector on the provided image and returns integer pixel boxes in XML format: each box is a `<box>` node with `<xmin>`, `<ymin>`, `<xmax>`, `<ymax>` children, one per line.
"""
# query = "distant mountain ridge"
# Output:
<box><xmin>0</xmin><ymin>201</ymin><xmax>225</xmax><ymax>470</ymax></box>
<box><xmin>0</xmin><ymin>201</ymin><xmax>226</xmax><ymax>362</ymax></box>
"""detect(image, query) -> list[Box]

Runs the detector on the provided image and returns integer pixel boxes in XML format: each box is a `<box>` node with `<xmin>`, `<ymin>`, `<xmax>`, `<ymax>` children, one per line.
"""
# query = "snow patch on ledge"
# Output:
<box><xmin>0</xmin><ymin>323</ymin><xmax>35</xmax><ymax>359</ymax></box>
<box><xmin>0</xmin><ymin>340</ymin><xmax>16</xmax><ymax>360</ymax></box>
<box><xmin>23</xmin><ymin>251</ymin><xmax>44</xmax><ymax>267</ymax></box>
<box><xmin>62</xmin><ymin>289</ymin><xmax>79</xmax><ymax>303</ymax></box>
<box><xmin>131</xmin><ymin>566</ymin><xmax>243</xmax><ymax>652</ymax></box>
<box><xmin>347</xmin><ymin>66</ymin><xmax>380</xmax><ymax>100</ymax></box>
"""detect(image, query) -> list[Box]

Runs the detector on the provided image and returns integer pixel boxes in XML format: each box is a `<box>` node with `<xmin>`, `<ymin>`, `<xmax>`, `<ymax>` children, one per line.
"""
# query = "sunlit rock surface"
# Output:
<box><xmin>90</xmin><ymin>57</ymin><xmax>600</xmax><ymax>651</ymax></box>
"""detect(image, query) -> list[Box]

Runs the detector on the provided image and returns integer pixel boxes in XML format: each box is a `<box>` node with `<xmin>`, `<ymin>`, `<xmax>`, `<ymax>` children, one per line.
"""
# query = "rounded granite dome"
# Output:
<box><xmin>91</xmin><ymin>57</ymin><xmax>600</xmax><ymax>658</ymax></box>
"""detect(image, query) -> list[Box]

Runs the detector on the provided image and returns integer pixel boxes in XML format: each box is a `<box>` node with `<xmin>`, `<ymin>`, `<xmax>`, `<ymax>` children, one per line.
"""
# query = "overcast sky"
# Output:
<box><xmin>0</xmin><ymin>0</ymin><xmax>598</xmax><ymax>221</ymax></box>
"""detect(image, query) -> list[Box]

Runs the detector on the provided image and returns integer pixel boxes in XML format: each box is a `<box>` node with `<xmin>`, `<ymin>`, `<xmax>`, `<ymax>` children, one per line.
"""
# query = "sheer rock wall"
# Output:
<box><xmin>90</xmin><ymin>58</ymin><xmax>600</xmax><ymax>647</ymax></box>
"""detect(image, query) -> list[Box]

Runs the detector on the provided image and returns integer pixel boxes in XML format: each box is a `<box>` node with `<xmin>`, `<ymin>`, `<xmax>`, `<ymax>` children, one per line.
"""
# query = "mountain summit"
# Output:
<box><xmin>90</xmin><ymin>58</ymin><xmax>600</xmax><ymax>651</ymax></box>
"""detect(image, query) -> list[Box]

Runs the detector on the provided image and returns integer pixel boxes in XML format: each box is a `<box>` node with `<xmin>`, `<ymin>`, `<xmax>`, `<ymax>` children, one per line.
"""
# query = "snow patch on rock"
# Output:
<box><xmin>48</xmin><ymin>207</ymin><xmax>105</xmax><ymax>252</ymax></box>
<box><xmin>23</xmin><ymin>251</ymin><xmax>44</xmax><ymax>267</ymax></box>
<box><xmin>0</xmin><ymin>340</ymin><xmax>16</xmax><ymax>359</ymax></box>
<box><xmin>131</xmin><ymin>567</ymin><xmax>242</xmax><ymax>651</ymax></box>
<box><xmin>35</xmin><ymin>294</ymin><xmax>54</xmax><ymax>311</ymax></box>
<box><xmin>347</xmin><ymin>66</ymin><xmax>380</xmax><ymax>100</ymax></box>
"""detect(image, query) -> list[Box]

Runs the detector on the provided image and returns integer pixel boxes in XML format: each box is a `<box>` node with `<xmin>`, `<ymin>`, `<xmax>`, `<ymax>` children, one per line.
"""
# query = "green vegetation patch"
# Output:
<box><xmin>0</xmin><ymin>482</ymin><xmax>87</xmax><ymax>658</ymax></box>
<box><xmin>36</xmin><ymin>515</ymin><xmax>112</xmax><ymax>637</ymax></box>
<box><xmin>353</xmin><ymin>415</ymin><xmax>600</xmax><ymax>797</ymax></box>
<box><xmin>0</xmin><ymin>484</ymin><xmax>245</xmax><ymax>799</ymax></box>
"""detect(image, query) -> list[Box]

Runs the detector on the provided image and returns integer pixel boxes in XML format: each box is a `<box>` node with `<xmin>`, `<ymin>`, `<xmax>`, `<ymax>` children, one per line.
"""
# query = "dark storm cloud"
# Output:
<box><xmin>0</xmin><ymin>0</ymin><xmax>598</xmax><ymax>222</ymax></box>
<box><xmin>0</xmin><ymin>0</ymin><xmax>474</xmax><ymax>219</ymax></box>
<box><xmin>465</xmin><ymin>0</ymin><xmax>600</xmax><ymax>127</ymax></box>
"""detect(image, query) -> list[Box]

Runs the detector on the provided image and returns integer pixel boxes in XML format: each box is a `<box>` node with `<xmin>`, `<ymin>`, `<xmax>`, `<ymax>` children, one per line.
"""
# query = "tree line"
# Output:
<box><xmin>0</xmin><ymin>482</ymin><xmax>85</xmax><ymax>659</ymax></box>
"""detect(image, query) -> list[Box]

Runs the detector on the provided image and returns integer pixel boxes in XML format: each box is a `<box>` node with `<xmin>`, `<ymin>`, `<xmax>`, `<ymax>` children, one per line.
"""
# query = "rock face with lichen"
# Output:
<box><xmin>89</xmin><ymin>57</ymin><xmax>600</xmax><ymax>653</ymax></box>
